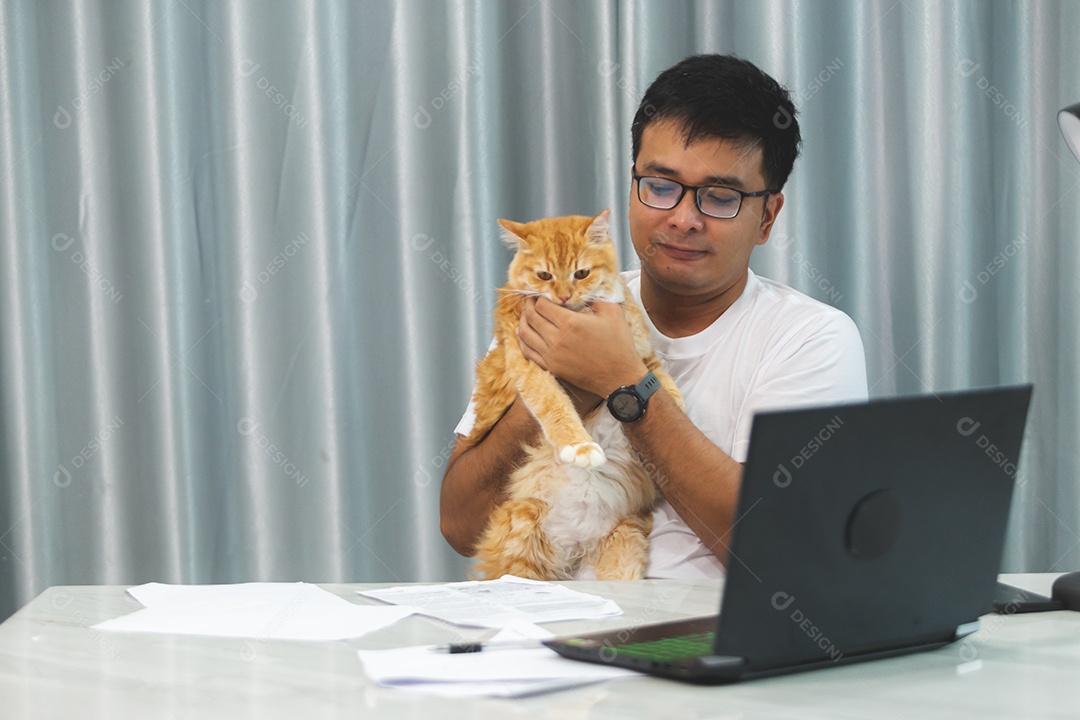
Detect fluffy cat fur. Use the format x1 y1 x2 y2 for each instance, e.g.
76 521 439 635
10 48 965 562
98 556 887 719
463 210 682 580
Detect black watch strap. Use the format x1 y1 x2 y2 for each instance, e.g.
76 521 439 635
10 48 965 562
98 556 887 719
634 371 660 402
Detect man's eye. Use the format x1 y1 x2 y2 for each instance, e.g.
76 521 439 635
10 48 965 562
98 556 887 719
702 192 739 208
537 271 553 281
574 269 590 280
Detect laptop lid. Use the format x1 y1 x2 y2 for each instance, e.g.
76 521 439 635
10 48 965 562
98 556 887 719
545 385 1033 681
715 384 1032 672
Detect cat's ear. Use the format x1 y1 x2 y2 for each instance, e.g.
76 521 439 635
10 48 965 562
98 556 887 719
497 218 530 248
586 209 611 245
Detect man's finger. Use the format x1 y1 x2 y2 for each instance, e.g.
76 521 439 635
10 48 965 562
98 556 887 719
520 298 542 331
516 328 548 369
519 304 548 345
517 314 540 348
533 295 573 324
591 300 625 319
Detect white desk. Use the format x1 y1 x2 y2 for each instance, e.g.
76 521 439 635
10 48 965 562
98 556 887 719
0 575 1077 719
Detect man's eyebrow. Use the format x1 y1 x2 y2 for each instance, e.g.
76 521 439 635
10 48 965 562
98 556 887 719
640 161 747 189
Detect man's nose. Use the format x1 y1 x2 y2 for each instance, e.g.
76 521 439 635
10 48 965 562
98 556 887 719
667 190 706 232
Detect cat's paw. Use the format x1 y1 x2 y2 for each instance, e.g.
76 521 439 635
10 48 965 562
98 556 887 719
559 442 606 468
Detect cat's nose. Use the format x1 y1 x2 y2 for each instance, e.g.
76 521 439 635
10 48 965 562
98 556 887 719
558 295 570 304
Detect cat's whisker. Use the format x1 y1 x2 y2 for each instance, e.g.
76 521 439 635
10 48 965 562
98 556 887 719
497 288 544 298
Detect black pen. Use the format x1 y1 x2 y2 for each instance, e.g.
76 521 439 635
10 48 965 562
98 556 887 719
432 640 544 653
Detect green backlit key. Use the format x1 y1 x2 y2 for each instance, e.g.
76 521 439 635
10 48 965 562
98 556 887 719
611 632 715 660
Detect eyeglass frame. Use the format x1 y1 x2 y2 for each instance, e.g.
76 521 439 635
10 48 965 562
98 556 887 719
631 167 776 219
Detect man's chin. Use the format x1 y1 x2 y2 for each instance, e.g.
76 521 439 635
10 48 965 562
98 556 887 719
643 263 711 293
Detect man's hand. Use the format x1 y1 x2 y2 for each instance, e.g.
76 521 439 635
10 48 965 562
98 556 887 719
517 296 649 398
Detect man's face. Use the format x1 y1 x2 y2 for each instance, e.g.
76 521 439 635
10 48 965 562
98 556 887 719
629 120 783 300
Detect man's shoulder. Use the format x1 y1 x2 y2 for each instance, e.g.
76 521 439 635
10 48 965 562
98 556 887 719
746 271 855 330
618 267 856 341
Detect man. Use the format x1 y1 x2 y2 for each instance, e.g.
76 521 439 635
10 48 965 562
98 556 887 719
440 54 867 578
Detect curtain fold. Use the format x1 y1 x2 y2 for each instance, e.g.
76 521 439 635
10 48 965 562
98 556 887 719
1 0 1079 620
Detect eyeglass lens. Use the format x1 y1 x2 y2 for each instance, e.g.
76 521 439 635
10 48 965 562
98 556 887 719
637 177 742 219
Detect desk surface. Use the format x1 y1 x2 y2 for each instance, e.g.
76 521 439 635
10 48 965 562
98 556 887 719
1 575 1077 719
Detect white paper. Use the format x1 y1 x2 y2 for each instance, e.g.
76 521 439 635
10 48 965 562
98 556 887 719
93 582 415 641
358 575 622 627
357 644 638 698
127 581 350 609
488 621 555 642
379 678 593 699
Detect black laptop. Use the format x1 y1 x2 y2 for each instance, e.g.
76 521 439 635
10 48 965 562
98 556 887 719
545 385 1033 683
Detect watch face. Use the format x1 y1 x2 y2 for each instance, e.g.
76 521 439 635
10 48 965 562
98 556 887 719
610 391 641 421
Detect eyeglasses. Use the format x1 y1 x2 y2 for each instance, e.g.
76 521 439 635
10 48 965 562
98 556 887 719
632 169 773 219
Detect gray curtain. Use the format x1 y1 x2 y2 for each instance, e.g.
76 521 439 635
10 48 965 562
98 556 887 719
1 0 1078 620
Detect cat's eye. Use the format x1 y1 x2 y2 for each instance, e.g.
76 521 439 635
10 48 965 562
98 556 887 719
574 269 590 280
537 271 553 281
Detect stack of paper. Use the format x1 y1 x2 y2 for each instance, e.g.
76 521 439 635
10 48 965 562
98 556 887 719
357 625 639 697
358 575 623 626
91 577 640 697
92 582 415 641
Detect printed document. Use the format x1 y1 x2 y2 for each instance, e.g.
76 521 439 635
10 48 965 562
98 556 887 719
358 575 622 627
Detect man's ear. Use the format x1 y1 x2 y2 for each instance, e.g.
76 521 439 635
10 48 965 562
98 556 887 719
757 192 785 246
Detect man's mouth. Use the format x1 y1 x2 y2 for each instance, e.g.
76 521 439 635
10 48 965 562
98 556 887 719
656 242 707 260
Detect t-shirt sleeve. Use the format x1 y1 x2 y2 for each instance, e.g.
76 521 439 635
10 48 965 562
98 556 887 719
454 399 477 437
453 338 498 437
729 311 868 462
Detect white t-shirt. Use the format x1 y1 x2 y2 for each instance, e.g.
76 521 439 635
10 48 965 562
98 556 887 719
454 268 868 579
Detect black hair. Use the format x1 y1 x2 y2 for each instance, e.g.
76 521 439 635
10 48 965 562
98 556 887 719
631 54 801 192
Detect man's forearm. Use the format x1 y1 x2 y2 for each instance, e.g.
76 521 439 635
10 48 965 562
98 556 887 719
621 389 743 566
439 399 542 556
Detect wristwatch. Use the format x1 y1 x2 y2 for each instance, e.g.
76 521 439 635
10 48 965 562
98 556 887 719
606 371 661 423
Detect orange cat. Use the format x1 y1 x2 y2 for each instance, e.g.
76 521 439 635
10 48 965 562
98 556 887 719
464 210 682 580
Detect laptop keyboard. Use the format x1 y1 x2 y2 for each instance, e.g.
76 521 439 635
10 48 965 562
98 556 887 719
611 631 716 661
